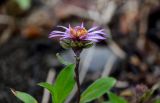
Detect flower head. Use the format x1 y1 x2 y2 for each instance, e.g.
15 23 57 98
49 23 109 48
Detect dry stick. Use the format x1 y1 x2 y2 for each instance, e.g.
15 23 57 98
101 55 116 77
41 69 56 103
108 41 126 59
108 41 129 88
42 0 59 6
65 46 95 103
97 54 116 102
98 55 116 103
98 41 126 101
0 15 14 45
137 2 151 51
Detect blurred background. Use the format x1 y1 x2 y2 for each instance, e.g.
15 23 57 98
0 0 160 103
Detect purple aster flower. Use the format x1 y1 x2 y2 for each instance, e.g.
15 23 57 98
49 23 109 48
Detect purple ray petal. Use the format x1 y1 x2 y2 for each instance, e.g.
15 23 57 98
51 31 66 34
95 32 109 36
81 22 84 28
49 34 65 38
89 29 104 33
88 26 99 32
87 35 106 39
60 36 70 40
88 31 106 35
84 38 99 42
57 25 69 30
69 24 71 29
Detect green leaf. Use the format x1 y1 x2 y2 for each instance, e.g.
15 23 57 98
83 42 93 48
38 64 75 103
54 64 75 103
60 40 71 49
154 98 160 103
11 89 38 103
38 83 55 103
103 101 112 103
16 0 31 10
80 77 116 103
108 92 128 103
38 82 54 95
141 82 160 103
56 53 71 65
140 90 153 102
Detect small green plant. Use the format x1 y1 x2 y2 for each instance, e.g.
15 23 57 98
12 23 129 103
134 84 160 103
12 62 118 103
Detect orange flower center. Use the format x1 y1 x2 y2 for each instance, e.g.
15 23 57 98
70 27 88 38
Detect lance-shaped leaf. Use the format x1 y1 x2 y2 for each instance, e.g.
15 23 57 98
107 92 128 103
54 64 75 103
11 89 38 103
39 64 75 103
38 83 56 103
56 53 71 65
103 102 112 103
16 0 31 10
80 77 116 103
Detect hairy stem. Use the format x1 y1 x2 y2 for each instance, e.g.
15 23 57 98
75 56 80 103
73 48 82 103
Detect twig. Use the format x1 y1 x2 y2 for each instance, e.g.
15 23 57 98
108 41 126 59
101 55 116 77
41 69 56 103
0 15 14 45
